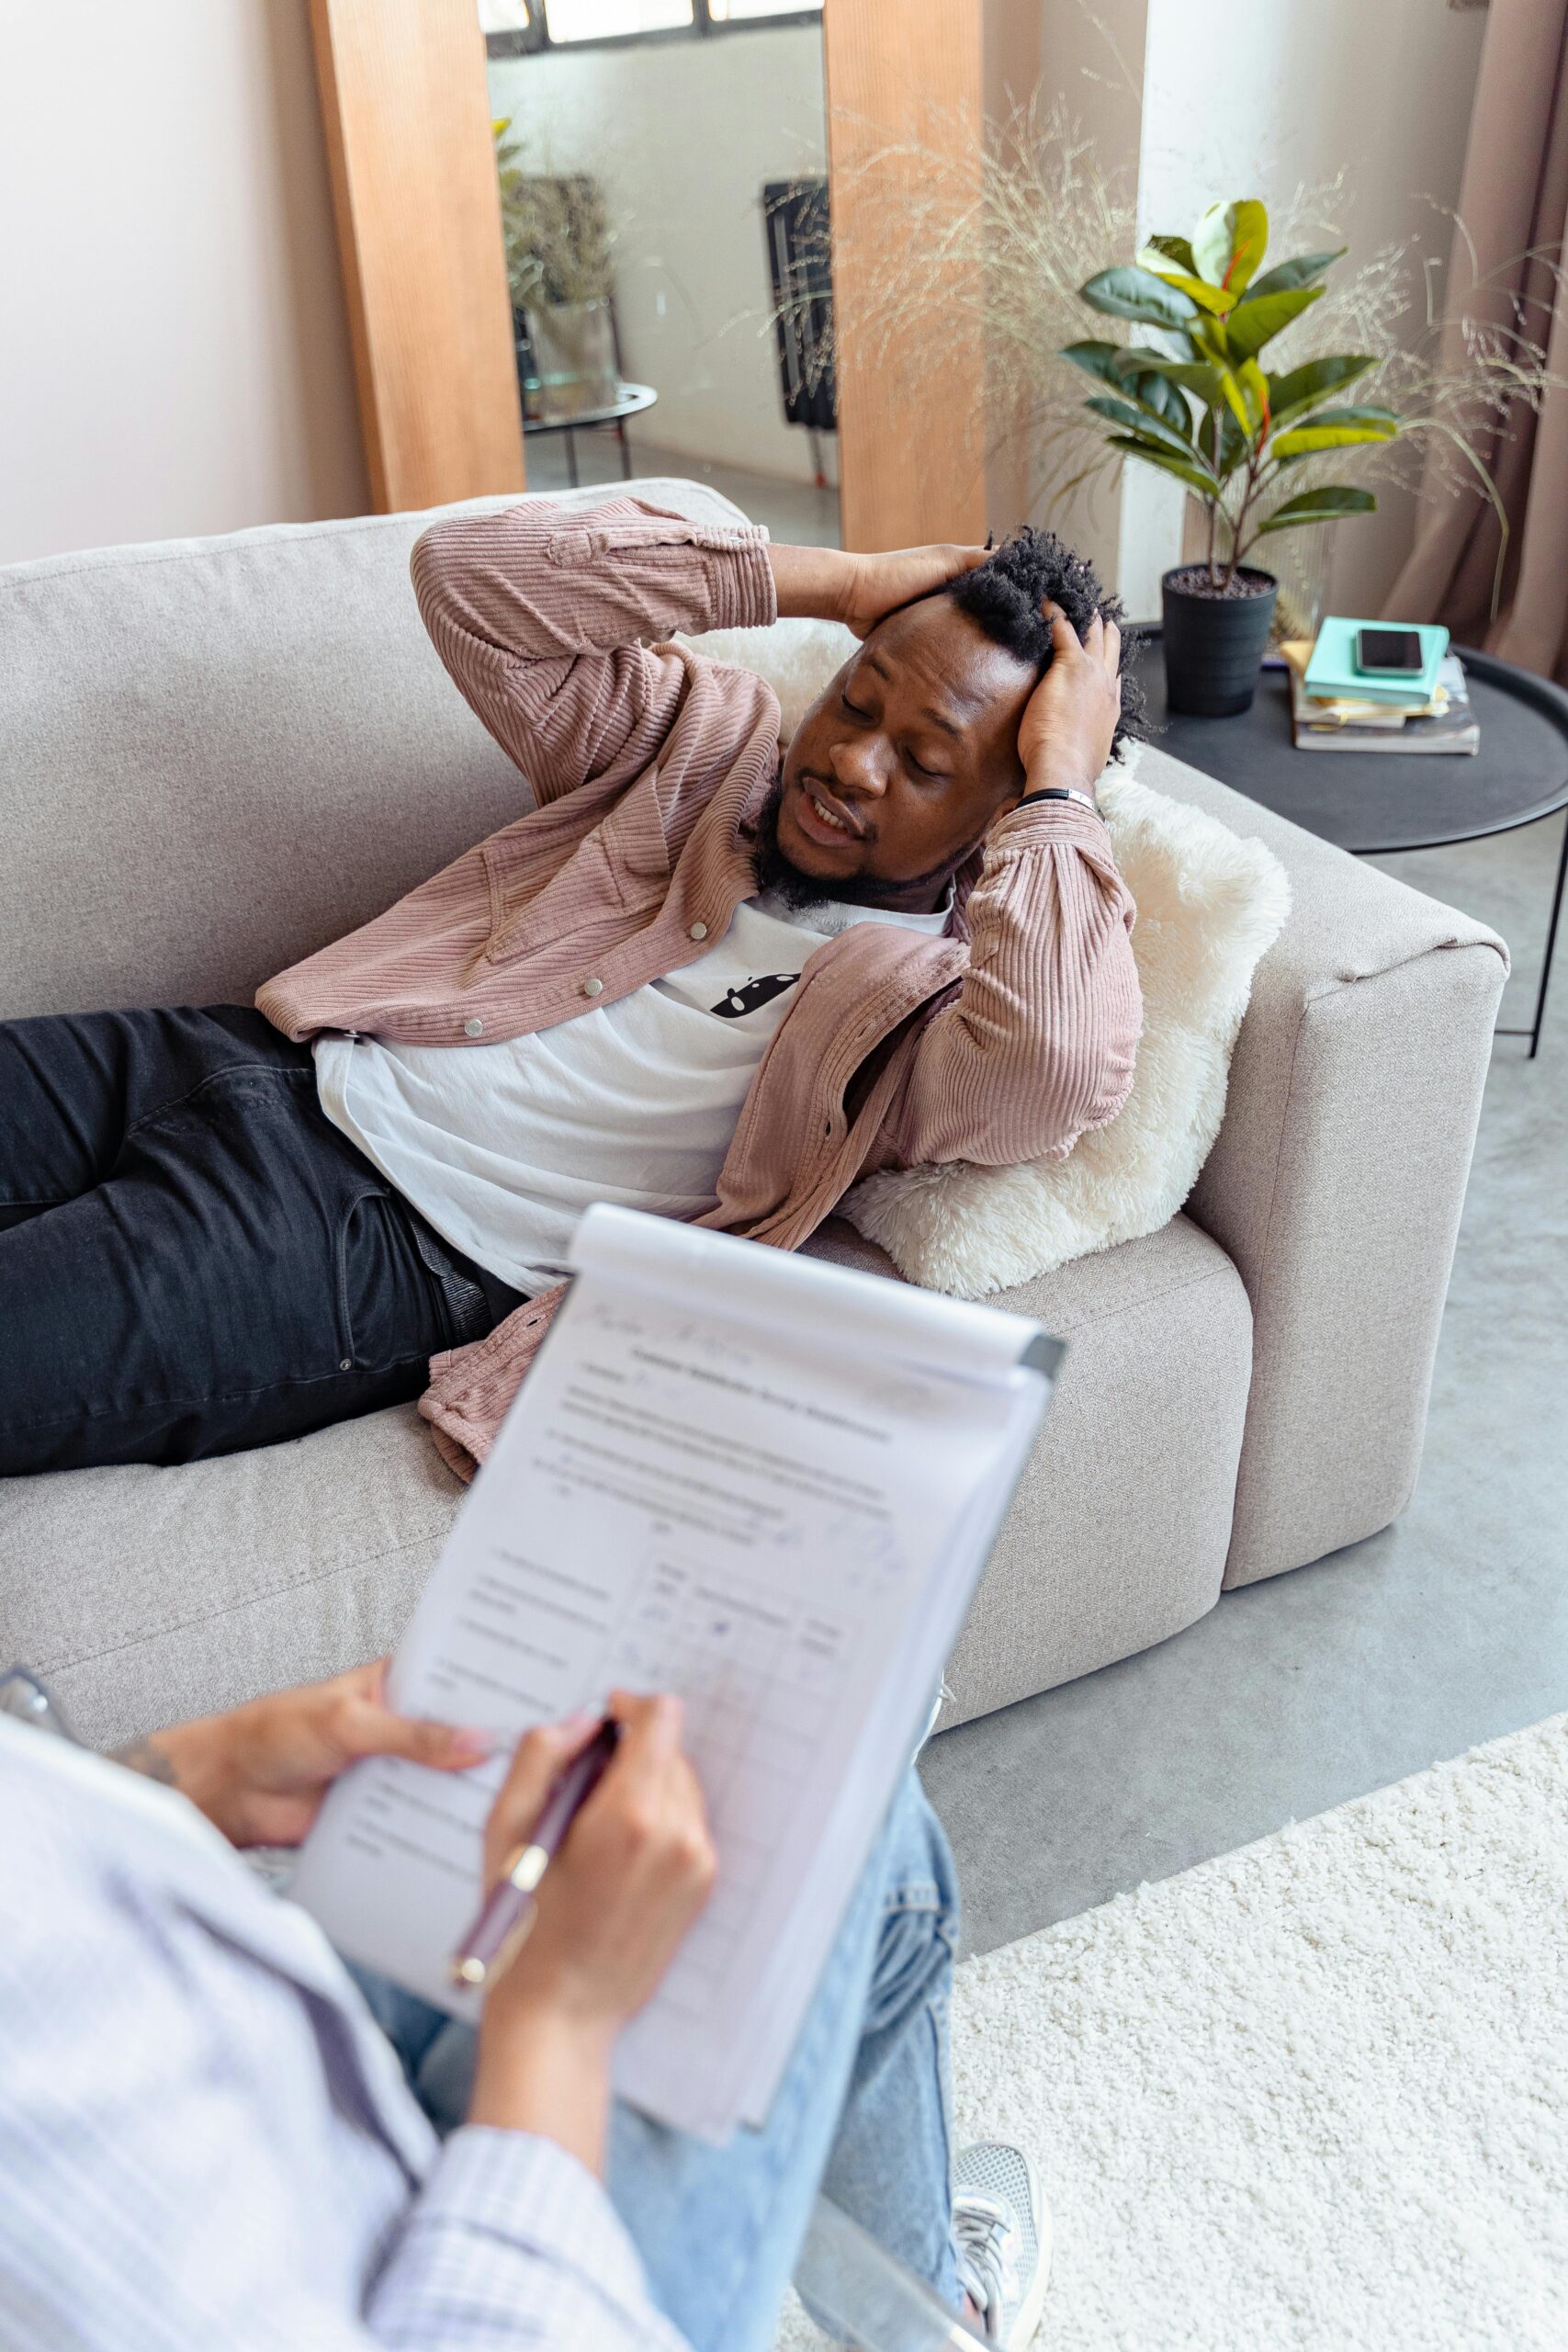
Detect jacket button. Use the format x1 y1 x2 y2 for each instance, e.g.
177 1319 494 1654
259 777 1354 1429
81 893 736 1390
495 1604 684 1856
464 1016 484 1036
582 977 604 998
689 922 708 941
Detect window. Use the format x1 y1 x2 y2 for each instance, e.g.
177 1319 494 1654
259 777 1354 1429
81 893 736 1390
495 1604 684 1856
544 0 693 36
708 0 821 17
484 0 821 47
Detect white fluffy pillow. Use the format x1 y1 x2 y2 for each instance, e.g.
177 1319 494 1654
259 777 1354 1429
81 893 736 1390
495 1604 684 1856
847 752 1292 1296
687 621 1292 1303
686 616 861 735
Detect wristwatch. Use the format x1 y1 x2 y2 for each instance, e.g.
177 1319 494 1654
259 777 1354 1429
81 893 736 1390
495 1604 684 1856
1017 785 1101 817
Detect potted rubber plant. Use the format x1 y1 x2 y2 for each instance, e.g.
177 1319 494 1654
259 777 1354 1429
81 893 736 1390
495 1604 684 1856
1063 200 1398 714
494 119 618 423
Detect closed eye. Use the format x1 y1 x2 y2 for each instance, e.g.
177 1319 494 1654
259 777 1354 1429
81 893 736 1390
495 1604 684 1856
841 685 948 778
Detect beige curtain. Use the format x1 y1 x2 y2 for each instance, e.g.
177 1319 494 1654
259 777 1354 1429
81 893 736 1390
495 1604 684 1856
1386 0 1568 679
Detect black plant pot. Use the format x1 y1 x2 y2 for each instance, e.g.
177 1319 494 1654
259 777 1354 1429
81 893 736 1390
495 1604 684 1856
1160 565 1278 718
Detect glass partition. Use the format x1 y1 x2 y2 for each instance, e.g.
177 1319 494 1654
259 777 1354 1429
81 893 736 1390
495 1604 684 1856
486 0 840 546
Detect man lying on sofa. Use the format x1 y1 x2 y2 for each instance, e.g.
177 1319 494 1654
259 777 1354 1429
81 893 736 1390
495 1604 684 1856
0 503 1138 1476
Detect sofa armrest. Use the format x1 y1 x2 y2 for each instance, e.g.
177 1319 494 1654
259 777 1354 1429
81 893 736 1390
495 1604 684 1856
1135 745 1509 1589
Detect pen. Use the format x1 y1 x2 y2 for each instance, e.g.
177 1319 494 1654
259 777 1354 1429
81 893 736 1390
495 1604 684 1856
449 1716 621 1991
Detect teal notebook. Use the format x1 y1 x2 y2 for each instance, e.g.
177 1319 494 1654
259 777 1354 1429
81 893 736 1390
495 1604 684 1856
1303 618 1450 707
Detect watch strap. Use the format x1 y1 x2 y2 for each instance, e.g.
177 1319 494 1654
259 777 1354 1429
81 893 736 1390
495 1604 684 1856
1017 785 1101 817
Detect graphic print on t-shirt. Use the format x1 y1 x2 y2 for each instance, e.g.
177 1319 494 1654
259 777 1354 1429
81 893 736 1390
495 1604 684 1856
710 971 801 1020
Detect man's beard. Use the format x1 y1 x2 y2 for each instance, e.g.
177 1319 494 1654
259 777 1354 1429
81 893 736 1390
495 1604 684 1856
752 777 945 912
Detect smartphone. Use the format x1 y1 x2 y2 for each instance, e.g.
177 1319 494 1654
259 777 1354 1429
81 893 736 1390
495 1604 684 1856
1355 627 1425 676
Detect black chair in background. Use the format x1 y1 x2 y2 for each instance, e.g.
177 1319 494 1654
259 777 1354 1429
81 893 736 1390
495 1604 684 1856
762 176 836 492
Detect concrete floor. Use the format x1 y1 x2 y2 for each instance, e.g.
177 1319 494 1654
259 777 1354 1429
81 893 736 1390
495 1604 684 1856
922 807 1568 1959
523 430 842 547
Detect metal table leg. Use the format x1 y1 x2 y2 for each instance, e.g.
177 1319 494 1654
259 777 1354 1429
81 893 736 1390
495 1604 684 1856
565 426 580 490
1495 807 1567 1057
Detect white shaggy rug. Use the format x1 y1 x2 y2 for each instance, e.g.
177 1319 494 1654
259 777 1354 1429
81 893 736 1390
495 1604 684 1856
779 1714 1568 2350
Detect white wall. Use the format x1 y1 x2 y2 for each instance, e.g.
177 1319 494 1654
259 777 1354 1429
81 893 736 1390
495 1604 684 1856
0 0 366 568
1138 0 1487 618
488 25 833 485
985 0 1058 536
1032 0 1151 594
1030 0 1485 617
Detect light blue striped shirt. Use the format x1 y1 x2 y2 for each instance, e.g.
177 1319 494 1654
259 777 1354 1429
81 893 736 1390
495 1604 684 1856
0 1718 691 2350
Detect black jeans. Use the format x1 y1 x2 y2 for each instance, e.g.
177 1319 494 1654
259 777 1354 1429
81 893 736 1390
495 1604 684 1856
0 1006 522 1474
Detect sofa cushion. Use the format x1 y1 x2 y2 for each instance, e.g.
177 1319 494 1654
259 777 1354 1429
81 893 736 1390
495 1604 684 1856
1134 748 1506 1585
0 479 749 1021
1 1406 463 1753
810 1214 1255 1727
1 1213 1249 1750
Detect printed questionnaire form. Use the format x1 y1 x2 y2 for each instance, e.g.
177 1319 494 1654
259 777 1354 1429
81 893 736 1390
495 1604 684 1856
291 1214 1051 2139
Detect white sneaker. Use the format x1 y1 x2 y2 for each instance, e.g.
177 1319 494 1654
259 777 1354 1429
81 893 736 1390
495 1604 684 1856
953 2142 1051 2348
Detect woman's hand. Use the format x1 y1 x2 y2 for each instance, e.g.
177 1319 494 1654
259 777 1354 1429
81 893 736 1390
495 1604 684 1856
1015 602 1123 798
468 1690 716 2174
117 1659 493 1848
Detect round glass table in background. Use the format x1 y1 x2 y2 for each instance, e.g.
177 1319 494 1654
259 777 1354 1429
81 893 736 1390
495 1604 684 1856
1127 632 1568 1057
522 382 658 489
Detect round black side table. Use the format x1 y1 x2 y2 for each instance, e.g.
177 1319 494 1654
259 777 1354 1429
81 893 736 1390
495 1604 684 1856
522 382 658 490
1128 633 1568 1057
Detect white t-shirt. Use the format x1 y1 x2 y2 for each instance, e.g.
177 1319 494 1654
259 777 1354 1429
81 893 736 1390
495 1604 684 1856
314 888 950 1296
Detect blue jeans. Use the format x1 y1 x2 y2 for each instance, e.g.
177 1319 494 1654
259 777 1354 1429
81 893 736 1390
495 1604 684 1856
355 1770 963 2352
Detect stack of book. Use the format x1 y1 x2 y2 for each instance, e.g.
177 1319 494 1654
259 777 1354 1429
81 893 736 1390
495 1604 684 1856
1282 618 1479 755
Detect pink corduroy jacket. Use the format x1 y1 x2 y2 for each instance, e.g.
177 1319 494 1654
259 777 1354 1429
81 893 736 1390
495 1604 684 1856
257 499 1141 1476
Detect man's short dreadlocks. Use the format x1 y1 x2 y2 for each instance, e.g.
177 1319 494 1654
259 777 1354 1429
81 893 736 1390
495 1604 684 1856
945 526 1141 762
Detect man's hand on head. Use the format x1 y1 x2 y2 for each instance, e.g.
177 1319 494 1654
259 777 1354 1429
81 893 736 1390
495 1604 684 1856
1016 601 1123 803
840 544 993 640
767 541 990 636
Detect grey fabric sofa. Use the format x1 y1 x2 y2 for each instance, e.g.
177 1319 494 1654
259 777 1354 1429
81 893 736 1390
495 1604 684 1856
0 480 1507 1752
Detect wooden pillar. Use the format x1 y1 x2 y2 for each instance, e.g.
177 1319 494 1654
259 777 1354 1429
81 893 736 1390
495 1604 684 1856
309 0 525 513
823 0 987 551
